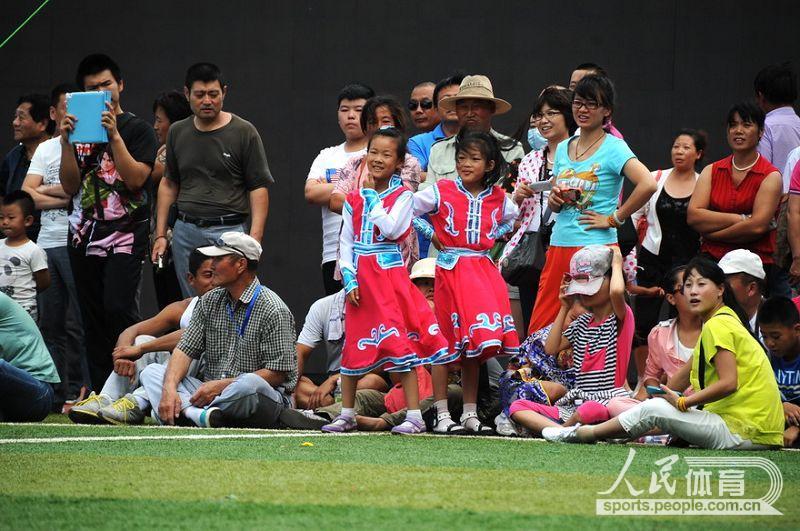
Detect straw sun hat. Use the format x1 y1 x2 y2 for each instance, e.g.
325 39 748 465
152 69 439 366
437 74 512 115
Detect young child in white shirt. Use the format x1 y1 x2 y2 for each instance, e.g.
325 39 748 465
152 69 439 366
0 190 49 320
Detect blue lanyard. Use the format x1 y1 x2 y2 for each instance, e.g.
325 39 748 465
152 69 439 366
226 285 261 338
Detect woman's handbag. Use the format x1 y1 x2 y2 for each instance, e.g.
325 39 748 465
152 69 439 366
500 210 548 285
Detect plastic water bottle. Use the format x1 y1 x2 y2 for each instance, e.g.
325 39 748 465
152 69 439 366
333 377 342 403
639 434 670 445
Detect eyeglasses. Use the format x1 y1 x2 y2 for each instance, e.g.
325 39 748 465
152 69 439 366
532 110 563 122
572 99 601 111
408 99 433 111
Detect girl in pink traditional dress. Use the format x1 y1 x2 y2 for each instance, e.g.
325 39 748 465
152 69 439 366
413 131 520 434
321 128 448 435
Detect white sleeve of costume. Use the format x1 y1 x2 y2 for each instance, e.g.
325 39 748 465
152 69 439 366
412 185 439 216
366 190 413 241
338 200 357 294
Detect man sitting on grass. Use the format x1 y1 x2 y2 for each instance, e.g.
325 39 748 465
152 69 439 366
757 297 800 447
68 249 215 425
140 232 297 428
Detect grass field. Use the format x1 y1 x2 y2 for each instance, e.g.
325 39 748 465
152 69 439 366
1 415 798 530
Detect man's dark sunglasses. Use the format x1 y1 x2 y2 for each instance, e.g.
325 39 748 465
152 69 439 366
408 99 433 111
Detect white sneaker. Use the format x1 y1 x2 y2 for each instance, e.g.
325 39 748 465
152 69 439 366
494 413 517 437
542 425 581 443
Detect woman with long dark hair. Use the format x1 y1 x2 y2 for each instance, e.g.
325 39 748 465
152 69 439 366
542 256 784 449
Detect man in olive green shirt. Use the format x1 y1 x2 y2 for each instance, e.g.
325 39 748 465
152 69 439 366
0 292 60 421
424 74 524 188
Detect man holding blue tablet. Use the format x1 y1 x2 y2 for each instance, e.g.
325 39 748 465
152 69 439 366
58 53 159 392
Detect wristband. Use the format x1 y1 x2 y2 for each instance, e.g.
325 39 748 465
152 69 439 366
607 215 619 228
154 235 169 244
612 211 625 226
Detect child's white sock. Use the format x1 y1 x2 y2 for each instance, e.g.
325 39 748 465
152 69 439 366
460 402 482 431
434 399 449 418
434 400 458 432
341 407 356 419
406 409 422 423
183 405 202 426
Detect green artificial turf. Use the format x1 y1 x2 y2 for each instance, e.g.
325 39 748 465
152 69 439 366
0 417 798 530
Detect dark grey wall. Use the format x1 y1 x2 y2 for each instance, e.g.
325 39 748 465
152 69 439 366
2 0 799 323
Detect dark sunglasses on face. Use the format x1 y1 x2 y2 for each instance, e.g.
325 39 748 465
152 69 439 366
408 99 433 111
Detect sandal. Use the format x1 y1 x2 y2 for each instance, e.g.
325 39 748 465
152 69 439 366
461 412 495 435
432 418 467 435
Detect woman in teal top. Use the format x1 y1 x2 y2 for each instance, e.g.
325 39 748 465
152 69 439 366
528 75 656 333
541 257 784 449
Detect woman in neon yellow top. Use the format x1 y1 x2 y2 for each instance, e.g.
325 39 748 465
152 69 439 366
540 256 783 449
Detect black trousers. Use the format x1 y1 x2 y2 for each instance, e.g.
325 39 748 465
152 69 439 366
321 260 342 296
516 267 541 336
68 247 143 391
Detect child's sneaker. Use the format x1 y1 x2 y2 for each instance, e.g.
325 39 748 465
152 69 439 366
494 413 517 437
542 425 581 443
97 394 145 425
390 417 426 435
321 415 357 433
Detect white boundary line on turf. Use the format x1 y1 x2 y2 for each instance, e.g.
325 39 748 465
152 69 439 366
0 432 370 444
0 425 547 444
2 424 796 449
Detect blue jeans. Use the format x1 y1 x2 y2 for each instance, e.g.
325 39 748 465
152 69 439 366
0 359 54 422
171 219 245 297
39 246 89 402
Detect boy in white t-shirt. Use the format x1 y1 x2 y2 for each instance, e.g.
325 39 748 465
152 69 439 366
303 83 373 294
0 191 50 320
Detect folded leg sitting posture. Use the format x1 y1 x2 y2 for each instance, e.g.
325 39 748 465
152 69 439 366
140 233 298 428
542 257 784 449
512 246 636 437
69 251 214 424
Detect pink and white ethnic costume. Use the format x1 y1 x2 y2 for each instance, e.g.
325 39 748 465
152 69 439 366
413 178 520 365
339 175 448 376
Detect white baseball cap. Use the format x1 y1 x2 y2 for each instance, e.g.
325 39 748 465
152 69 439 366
718 249 765 279
410 257 436 280
198 232 262 261
565 245 613 296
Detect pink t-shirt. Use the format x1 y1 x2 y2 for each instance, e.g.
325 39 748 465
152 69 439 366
383 366 433 413
643 318 694 394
